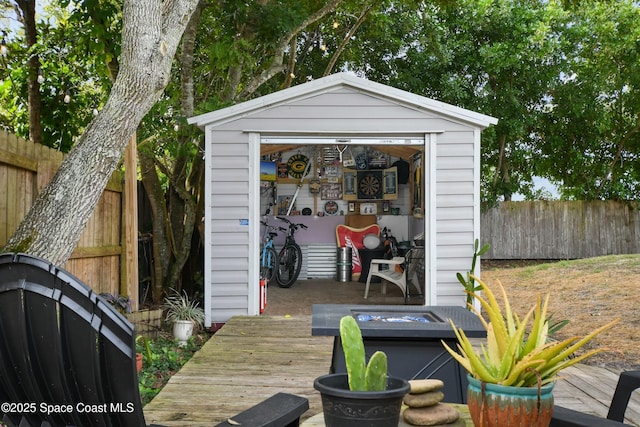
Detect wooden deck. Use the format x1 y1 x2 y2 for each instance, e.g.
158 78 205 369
142 316 640 427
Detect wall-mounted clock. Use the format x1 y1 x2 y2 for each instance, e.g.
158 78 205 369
357 171 383 199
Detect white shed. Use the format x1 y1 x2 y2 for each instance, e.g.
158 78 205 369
188 72 497 327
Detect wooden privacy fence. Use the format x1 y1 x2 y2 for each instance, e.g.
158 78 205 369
481 200 640 259
0 130 123 296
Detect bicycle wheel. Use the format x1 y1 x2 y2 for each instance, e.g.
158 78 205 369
276 243 302 288
260 246 279 284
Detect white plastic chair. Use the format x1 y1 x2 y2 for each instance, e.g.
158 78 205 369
364 247 424 303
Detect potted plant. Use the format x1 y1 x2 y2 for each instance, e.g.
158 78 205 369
313 315 410 427
163 289 205 347
442 277 620 427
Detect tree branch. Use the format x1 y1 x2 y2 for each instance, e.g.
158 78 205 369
238 0 344 99
323 1 376 76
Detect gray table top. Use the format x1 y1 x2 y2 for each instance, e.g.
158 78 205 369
311 304 486 339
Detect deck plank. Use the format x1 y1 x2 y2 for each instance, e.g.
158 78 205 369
142 315 640 427
143 316 333 426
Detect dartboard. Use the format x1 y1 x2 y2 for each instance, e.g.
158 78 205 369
358 173 382 199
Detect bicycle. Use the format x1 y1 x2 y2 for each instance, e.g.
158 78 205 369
259 220 280 284
275 216 307 288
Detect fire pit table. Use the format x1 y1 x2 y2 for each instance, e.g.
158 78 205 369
311 304 486 403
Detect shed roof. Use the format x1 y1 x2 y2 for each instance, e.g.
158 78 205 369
188 72 498 129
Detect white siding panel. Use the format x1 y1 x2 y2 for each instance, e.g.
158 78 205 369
212 169 249 181
436 156 474 169
209 290 248 301
438 245 473 259
212 141 252 155
437 142 475 157
211 244 249 259
438 169 474 182
289 91 395 107
255 105 431 120
213 270 249 284
437 181 474 196
438 219 474 233
209 194 249 206
212 182 249 195
209 207 250 220
437 231 475 246
436 194 474 207
211 257 248 271
228 117 466 133
210 157 249 169
436 207 474 220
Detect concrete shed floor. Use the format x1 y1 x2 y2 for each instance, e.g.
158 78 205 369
262 277 425 316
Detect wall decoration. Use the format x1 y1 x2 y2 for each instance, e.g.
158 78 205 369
324 200 339 216
277 195 293 215
357 170 383 199
277 162 288 178
382 201 390 212
287 153 309 178
360 202 377 215
260 161 276 181
321 182 342 200
342 167 397 201
384 168 397 195
309 179 321 194
412 152 424 217
348 202 355 212
325 165 339 177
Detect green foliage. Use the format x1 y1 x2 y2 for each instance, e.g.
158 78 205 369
163 289 205 328
0 3 112 151
456 239 491 309
136 333 208 405
339 315 387 392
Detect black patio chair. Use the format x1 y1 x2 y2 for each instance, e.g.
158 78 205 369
0 252 308 427
551 370 640 426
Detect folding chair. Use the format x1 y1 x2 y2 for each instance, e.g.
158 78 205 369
0 253 308 427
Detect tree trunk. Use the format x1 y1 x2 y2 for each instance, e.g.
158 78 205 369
139 144 171 302
139 2 203 300
3 0 200 265
15 0 43 145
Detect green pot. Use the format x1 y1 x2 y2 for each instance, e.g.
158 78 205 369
467 375 554 427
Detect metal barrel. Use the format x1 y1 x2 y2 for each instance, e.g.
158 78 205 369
336 246 352 282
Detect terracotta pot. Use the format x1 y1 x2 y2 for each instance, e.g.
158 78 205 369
136 353 143 373
313 373 409 427
467 375 554 427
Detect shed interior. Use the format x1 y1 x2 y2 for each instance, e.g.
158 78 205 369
259 139 426 282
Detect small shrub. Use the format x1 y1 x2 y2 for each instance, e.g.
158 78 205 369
137 332 210 405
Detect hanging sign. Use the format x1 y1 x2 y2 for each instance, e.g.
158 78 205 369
287 154 309 179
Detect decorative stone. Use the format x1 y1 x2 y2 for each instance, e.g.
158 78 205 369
408 379 444 394
404 390 445 407
402 403 460 426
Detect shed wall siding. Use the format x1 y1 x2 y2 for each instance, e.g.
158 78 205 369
435 131 476 305
214 88 468 133
207 130 252 322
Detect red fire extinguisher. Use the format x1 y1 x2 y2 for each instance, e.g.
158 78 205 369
260 278 267 313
